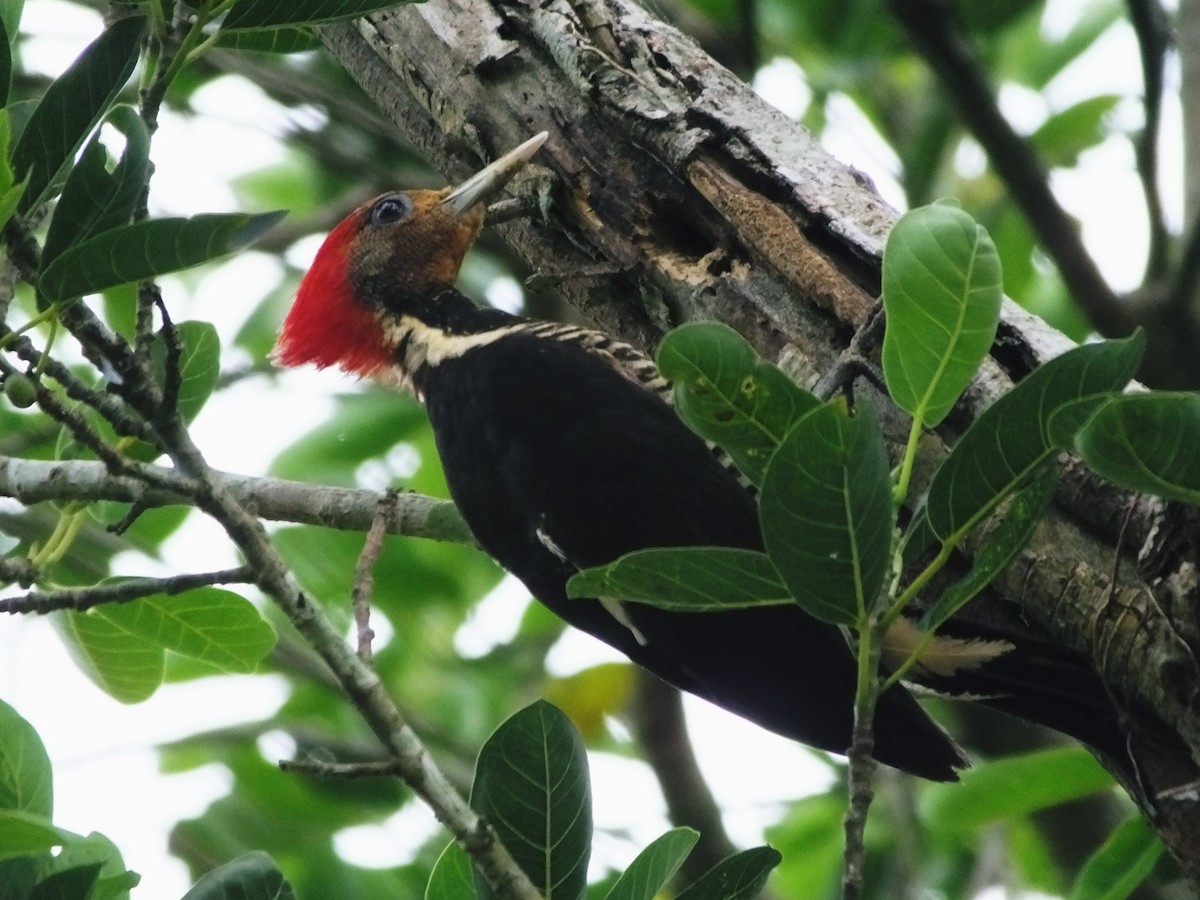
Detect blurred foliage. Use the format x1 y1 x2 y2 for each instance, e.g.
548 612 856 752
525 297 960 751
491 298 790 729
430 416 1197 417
0 0 1189 898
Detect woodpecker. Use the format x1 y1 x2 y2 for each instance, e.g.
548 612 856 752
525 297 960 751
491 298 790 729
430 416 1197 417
276 133 1130 782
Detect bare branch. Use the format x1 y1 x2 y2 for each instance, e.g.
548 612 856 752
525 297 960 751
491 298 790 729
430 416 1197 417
1167 204 1200 321
352 489 400 661
0 456 473 544
1181 0 1200 224
0 556 37 588
0 566 254 614
631 674 737 886
1127 0 1173 282
279 757 409 779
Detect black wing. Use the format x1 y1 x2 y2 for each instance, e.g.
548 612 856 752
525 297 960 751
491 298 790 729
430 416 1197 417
422 330 965 780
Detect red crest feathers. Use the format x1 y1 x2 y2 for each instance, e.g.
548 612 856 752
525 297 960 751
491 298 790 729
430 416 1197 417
274 209 393 379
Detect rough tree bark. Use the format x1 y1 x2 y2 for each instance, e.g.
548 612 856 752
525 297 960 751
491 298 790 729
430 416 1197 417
311 0 1200 881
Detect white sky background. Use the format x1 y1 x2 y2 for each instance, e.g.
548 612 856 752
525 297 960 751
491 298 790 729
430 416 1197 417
1 0 1175 896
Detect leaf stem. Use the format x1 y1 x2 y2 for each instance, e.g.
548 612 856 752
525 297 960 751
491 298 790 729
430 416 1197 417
892 413 924 506
842 613 882 900
881 541 953 629
28 503 88 569
0 300 64 353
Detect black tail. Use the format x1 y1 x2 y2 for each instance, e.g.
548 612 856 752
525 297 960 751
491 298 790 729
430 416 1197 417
913 616 1137 782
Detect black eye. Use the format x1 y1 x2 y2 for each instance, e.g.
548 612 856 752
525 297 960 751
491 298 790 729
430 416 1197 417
369 194 412 226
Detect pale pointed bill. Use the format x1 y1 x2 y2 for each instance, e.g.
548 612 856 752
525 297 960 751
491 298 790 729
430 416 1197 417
440 132 550 219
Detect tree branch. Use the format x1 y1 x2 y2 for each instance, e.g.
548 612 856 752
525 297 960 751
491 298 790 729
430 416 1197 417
0 566 253 614
1180 0 1200 225
630 674 737 886
352 489 399 661
0 456 473 545
1126 0 1172 283
885 0 1134 339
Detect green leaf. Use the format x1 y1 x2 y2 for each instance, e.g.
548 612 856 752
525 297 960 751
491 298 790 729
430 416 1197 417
763 794 843 899
42 105 151 266
0 107 26 227
603 828 698 900
471 701 591 900
0 93 13 178
180 851 295 900
921 746 1113 831
425 841 474 900
882 202 1002 428
919 461 1057 631
0 699 53 818
957 0 1040 34
4 99 36 150
0 181 25 232
923 332 1144 543
0 810 66 858
1032 95 1120 168
270 390 433 486
54 609 164 704
0 13 10 105
37 211 286 303
215 26 322 54
149 321 221 424
1069 815 1163 900
656 322 819 485
99 589 275 672
221 0 417 30
759 399 893 625
0 3 20 56
674 846 782 900
30 863 101 900
1076 393 1200 505
47 832 136 900
12 16 145 213
567 547 788 611
1019 1 1123 90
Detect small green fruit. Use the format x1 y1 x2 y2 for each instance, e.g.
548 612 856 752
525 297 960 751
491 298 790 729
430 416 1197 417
4 373 38 408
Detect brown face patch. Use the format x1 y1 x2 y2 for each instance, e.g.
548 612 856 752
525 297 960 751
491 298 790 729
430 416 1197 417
348 189 486 310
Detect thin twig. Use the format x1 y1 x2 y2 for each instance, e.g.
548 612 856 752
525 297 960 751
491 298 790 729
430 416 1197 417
1127 0 1172 283
0 556 37 588
1166 205 1200 316
887 0 1134 338
152 296 183 423
279 757 408 779
0 566 254 614
842 625 883 900
351 489 399 662
2 328 160 445
0 359 131 474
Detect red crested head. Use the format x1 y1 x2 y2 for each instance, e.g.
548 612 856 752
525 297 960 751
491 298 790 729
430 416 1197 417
274 132 548 380
274 205 393 379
